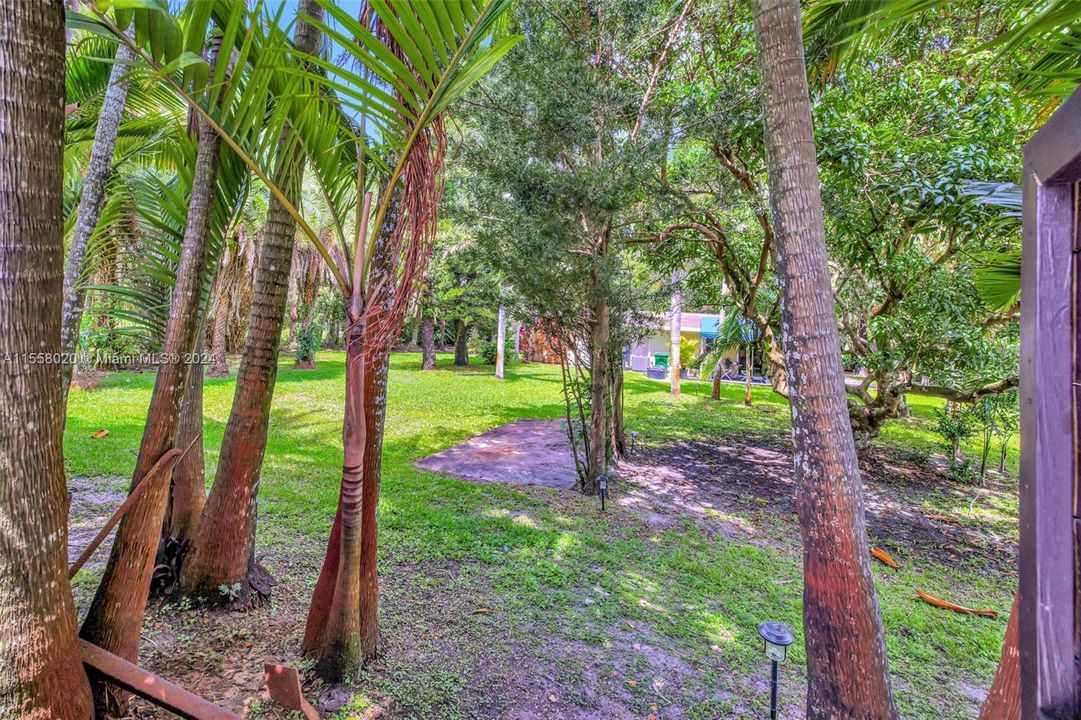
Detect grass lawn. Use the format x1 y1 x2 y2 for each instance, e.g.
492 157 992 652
65 351 1017 719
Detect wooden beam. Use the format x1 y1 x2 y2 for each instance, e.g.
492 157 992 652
1019 166 1077 718
79 640 240 720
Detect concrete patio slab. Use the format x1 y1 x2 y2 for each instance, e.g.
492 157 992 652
415 419 578 489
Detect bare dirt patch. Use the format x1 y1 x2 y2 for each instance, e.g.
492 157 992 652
615 437 1017 572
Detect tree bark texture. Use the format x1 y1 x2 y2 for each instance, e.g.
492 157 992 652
454 319 468 366
168 331 205 544
669 269 681 395
495 303 506 379
207 273 231 377
304 194 401 680
0 3 94 717
180 0 324 600
60 43 136 403
421 313 436 370
977 592 1020 720
751 0 898 717
584 263 609 495
80 99 223 715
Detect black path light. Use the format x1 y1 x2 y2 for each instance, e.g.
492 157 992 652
757 621 794 719
629 431 639 454
598 475 608 511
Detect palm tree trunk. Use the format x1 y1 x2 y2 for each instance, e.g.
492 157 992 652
0 4 94 716
495 303 507 379
207 278 231 377
669 269 681 395
60 43 135 403
751 1 898 717
304 194 402 679
711 358 722 400
80 88 223 716
181 0 324 601
421 313 437 369
168 331 205 544
978 593 1020 719
454 319 469 366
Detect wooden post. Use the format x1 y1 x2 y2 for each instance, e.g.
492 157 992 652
1019 87 1081 719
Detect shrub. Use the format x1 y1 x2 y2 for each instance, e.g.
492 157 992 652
296 324 321 364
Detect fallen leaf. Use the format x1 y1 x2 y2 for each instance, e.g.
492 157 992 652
915 589 998 618
471 608 496 615
871 547 899 569
627 679 637 687
548 694 558 703
90 429 110 439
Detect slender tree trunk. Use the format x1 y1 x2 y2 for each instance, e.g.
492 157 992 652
978 592 1020 720
0 4 94 716
60 43 135 403
304 194 402 680
80 85 223 716
611 361 625 457
167 331 205 544
207 280 231 377
454 319 469 366
181 1 324 601
669 269 681 395
585 264 609 495
711 358 722 400
751 1 898 717
744 343 754 406
998 439 1009 473
421 314 437 370
410 300 422 345
495 303 506 379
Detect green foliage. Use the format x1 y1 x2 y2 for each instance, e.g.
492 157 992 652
477 337 512 365
295 323 321 364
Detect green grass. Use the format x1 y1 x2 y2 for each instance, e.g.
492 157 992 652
65 352 1017 719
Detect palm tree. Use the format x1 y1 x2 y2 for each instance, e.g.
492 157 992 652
751 0 898 716
180 0 327 605
0 3 94 717
59 42 135 402
79 33 230 712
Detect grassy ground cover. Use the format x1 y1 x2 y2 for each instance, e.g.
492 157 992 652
65 352 1017 719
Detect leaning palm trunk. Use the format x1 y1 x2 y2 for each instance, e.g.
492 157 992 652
80 106 223 714
750 0 898 717
181 0 324 603
60 43 136 402
0 4 95 717
977 592 1020 719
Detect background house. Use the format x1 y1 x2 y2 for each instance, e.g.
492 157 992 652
624 311 735 374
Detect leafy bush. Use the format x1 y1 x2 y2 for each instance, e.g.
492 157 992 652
478 338 513 365
296 324 321 364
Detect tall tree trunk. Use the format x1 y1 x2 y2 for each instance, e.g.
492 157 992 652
495 303 506 379
181 1 324 601
610 361 625 457
207 278 231 377
669 269 681 395
585 263 609 495
167 332 205 544
0 4 94 716
421 313 437 370
454 319 469 366
80 86 223 716
711 358 722 400
751 1 898 717
304 195 402 680
744 343 754 406
977 592 1020 720
60 43 135 403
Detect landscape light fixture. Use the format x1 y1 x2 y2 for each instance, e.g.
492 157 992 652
757 620 794 720
629 431 639 454
598 475 608 511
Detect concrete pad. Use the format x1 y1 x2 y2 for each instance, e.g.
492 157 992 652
416 419 578 489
